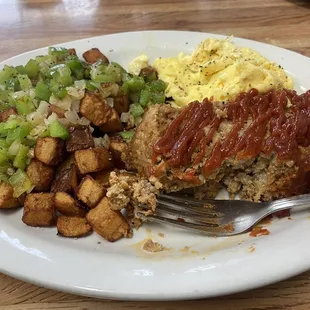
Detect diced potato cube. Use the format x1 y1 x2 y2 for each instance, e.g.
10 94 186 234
0 182 21 209
77 175 106 208
82 48 109 64
86 197 131 242
80 92 122 132
74 147 113 174
66 126 94 153
92 169 113 188
113 95 129 114
51 164 79 193
55 192 87 216
57 215 92 238
99 108 123 133
68 48 77 56
34 137 64 166
0 108 17 122
48 104 65 118
109 135 128 169
22 193 56 227
26 159 55 192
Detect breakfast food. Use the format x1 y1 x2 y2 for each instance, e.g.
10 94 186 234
130 89 310 201
152 38 293 106
0 38 304 243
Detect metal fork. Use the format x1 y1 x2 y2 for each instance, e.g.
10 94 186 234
136 193 310 236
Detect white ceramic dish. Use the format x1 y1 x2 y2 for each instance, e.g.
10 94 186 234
1 31 310 301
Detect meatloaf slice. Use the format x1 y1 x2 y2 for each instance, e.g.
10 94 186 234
129 89 310 201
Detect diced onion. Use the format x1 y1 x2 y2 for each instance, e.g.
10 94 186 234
50 94 72 111
107 97 114 108
94 135 110 149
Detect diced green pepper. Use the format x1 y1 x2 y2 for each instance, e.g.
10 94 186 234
17 74 32 90
0 162 11 173
13 144 29 170
149 80 167 92
0 90 10 102
50 64 73 87
0 173 9 183
6 77 20 92
129 104 144 118
6 123 31 145
0 66 16 85
129 91 140 103
8 140 21 157
24 59 40 78
0 148 9 165
15 96 35 115
39 127 50 137
49 120 69 140
50 80 68 99
92 74 115 83
0 123 8 137
119 130 134 142
3 118 19 130
151 92 166 104
15 65 27 74
48 47 69 61
0 138 8 148
127 76 145 92
9 169 32 197
35 81 51 101
139 89 152 107
85 80 99 91
66 57 85 79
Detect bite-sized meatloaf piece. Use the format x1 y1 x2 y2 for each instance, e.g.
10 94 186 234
129 89 310 201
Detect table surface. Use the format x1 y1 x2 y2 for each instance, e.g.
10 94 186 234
1 0 310 309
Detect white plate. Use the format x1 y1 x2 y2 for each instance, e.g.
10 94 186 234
1 31 310 301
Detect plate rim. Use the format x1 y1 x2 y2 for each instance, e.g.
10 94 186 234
1 30 310 301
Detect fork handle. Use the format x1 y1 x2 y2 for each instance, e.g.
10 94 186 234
269 193 310 212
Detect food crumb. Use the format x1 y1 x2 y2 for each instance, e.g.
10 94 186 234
158 233 165 238
97 241 101 244
179 246 190 252
143 239 163 252
191 250 199 255
250 226 270 237
249 244 255 253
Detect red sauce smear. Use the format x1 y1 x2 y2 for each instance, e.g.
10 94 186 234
153 89 310 179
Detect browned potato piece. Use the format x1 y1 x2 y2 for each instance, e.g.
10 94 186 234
66 126 94 153
26 159 55 192
74 147 113 174
35 137 64 166
82 48 109 65
57 216 92 238
109 135 128 169
113 95 129 114
0 107 17 122
68 48 77 56
80 92 111 127
92 169 113 188
86 197 131 242
80 92 122 132
139 66 158 80
0 182 21 209
22 193 56 227
48 104 65 118
99 108 123 133
51 164 79 193
55 192 87 216
77 175 106 208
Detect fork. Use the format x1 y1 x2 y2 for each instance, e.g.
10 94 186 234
136 193 310 236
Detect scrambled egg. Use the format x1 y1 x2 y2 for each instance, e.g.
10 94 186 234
128 53 149 75
152 38 294 106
